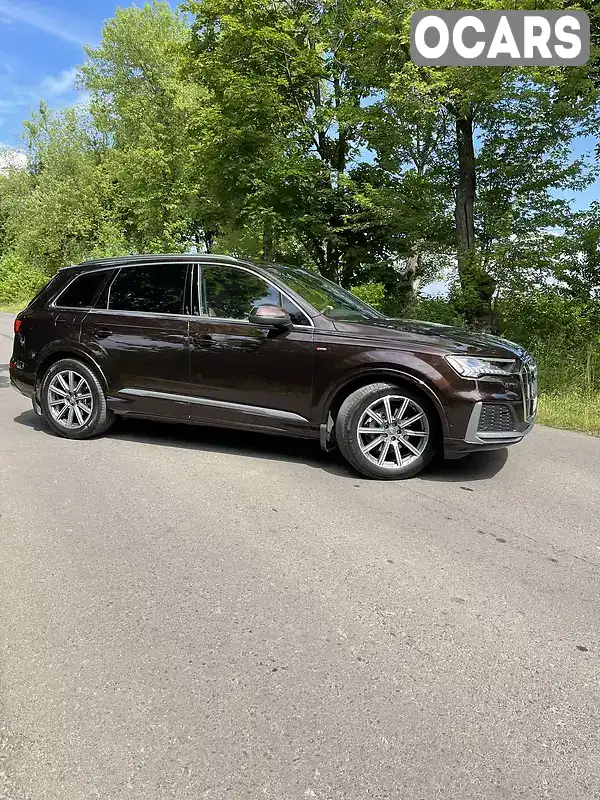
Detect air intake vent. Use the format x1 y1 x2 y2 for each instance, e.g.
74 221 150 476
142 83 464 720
478 404 516 433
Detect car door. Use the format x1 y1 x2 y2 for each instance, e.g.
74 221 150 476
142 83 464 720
79 262 192 422
188 263 314 436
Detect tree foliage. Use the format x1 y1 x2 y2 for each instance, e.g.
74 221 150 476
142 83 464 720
0 0 598 332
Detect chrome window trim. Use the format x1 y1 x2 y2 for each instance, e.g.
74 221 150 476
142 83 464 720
50 266 116 310
107 262 191 316
51 259 314 328
119 388 308 423
197 262 315 329
81 308 195 322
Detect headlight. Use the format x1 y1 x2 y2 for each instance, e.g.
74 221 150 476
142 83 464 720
445 355 517 379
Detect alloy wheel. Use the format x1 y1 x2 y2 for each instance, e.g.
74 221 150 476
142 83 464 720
356 394 430 470
47 370 94 430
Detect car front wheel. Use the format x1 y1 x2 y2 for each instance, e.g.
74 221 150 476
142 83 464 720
40 358 115 440
335 382 436 480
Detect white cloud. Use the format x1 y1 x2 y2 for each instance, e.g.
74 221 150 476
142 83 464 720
41 67 78 97
0 0 92 47
0 146 28 174
0 66 79 113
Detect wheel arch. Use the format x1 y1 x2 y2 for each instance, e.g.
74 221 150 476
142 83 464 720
320 368 449 450
36 346 109 395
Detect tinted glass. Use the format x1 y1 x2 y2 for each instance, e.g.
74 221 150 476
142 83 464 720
109 264 188 315
201 265 311 325
280 294 311 326
202 265 280 320
265 264 383 321
55 271 108 309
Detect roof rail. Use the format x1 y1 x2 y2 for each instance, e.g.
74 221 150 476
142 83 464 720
59 253 240 271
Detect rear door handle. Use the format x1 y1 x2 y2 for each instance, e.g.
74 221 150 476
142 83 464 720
91 328 112 339
192 334 213 348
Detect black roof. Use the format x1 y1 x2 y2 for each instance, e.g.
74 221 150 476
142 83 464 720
60 253 243 272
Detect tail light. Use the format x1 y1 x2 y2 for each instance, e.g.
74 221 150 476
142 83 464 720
14 318 22 334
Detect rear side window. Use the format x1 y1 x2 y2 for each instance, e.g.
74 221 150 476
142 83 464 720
108 264 189 315
55 271 108 309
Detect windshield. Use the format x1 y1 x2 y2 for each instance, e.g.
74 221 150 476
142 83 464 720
265 264 383 321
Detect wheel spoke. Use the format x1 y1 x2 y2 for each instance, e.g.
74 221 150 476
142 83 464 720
365 408 384 426
400 436 421 457
77 393 92 401
74 405 85 426
382 396 393 424
67 407 75 427
363 434 386 453
392 441 403 467
68 371 76 391
74 376 85 393
56 403 70 421
394 397 410 422
377 439 391 465
49 399 67 408
49 386 69 398
401 412 425 429
57 374 70 392
357 394 429 470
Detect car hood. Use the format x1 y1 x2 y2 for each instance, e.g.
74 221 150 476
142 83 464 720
331 317 528 358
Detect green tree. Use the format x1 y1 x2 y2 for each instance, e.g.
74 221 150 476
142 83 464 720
183 0 445 303
81 1 218 253
0 103 126 275
367 0 599 327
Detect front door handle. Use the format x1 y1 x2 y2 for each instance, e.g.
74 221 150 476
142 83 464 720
192 334 213 348
91 328 112 339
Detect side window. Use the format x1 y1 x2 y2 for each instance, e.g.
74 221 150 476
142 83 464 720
108 264 188 315
55 271 109 309
201 265 311 325
202 265 280 320
281 295 311 327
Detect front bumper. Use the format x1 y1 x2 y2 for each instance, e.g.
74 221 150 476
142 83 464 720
442 359 537 457
464 401 535 446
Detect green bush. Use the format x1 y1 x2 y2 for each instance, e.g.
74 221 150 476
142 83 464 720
350 287 600 396
351 283 385 312
496 292 600 394
0 252 48 307
406 296 465 327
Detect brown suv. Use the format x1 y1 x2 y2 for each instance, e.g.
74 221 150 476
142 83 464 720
10 254 537 479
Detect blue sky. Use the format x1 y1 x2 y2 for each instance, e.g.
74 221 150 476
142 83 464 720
0 0 598 210
0 0 118 147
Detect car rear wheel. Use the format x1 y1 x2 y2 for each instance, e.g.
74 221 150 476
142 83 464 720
40 358 115 440
335 382 436 480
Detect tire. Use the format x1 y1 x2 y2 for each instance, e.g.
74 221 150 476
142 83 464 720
40 358 115 440
335 382 437 480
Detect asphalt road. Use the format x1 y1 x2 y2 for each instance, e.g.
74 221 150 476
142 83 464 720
1 311 600 800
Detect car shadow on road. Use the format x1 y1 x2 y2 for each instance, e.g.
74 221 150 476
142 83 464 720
420 448 509 483
13 409 509 483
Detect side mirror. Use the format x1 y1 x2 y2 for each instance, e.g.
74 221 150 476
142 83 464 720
248 304 292 329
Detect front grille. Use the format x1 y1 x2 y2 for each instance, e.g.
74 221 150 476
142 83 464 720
478 404 516 433
520 356 538 422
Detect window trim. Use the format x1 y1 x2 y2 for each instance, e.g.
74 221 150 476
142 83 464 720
51 267 116 311
105 262 192 317
197 262 314 329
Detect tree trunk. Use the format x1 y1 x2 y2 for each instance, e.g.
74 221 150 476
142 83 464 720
453 111 495 330
455 113 476 273
323 238 340 283
261 217 275 261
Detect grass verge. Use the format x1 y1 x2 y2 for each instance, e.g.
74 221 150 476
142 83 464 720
537 392 600 436
0 303 25 313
